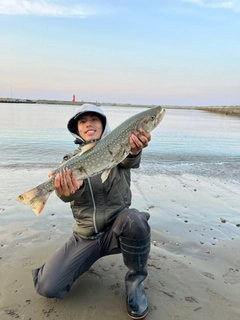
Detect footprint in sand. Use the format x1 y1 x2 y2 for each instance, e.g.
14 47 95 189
223 268 240 284
201 271 215 280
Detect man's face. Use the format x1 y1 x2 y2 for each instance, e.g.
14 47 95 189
77 113 103 142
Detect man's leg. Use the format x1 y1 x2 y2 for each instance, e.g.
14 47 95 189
101 208 151 320
32 233 102 299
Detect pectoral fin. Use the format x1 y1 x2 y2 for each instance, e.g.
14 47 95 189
79 142 98 155
101 169 111 183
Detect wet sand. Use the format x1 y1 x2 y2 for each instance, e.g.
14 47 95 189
0 167 240 320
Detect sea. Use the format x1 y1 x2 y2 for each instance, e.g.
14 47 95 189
1 103 239 180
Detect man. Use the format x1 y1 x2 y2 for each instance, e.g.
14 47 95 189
32 104 151 320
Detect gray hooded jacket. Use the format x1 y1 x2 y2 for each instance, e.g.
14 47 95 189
60 104 142 239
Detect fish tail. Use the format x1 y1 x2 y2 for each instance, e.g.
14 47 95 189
16 183 51 216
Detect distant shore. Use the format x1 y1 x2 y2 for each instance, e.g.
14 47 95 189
1 97 240 115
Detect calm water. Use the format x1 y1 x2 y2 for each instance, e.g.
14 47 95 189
0 103 239 181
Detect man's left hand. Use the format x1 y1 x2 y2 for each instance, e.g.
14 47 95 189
129 128 151 155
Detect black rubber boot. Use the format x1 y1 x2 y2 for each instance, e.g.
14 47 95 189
119 234 151 320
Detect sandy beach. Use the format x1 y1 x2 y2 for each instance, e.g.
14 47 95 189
0 166 240 320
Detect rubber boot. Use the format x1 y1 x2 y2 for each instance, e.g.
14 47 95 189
119 234 151 320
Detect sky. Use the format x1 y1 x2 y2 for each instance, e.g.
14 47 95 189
1 0 240 106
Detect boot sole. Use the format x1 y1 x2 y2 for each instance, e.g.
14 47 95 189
128 309 149 320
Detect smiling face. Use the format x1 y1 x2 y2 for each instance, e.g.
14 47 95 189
76 113 103 142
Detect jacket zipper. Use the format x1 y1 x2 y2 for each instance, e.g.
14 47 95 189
87 178 98 234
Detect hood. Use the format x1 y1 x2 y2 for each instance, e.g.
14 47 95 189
67 104 111 145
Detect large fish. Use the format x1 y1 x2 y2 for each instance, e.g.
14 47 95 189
16 106 166 216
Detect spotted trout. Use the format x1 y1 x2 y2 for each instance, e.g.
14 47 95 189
16 106 166 216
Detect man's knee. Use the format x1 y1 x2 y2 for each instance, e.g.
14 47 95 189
120 208 151 239
122 208 150 224
32 268 66 299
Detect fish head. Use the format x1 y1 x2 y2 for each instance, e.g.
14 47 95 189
139 106 166 133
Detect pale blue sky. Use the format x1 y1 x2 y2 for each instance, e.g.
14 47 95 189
1 0 240 105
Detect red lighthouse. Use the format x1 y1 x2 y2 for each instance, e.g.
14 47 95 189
72 95 75 102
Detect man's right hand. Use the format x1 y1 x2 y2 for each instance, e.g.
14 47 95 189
48 168 83 197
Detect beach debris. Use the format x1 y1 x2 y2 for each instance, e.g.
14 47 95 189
236 224 240 227
220 218 227 223
146 205 155 211
16 106 166 216
194 307 202 312
152 240 160 247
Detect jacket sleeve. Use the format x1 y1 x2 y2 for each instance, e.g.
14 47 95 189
120 151 142 169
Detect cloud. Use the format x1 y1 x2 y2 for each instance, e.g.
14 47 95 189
0 0 96 17
182 0 240 13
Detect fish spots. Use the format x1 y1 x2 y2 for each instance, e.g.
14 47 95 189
107 147 113 155
77 166 87 174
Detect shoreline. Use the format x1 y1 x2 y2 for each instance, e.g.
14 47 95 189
0 97 240 115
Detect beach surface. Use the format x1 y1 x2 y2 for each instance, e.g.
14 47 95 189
0 166 240 320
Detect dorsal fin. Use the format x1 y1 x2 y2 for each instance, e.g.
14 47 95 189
79 141 98 155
